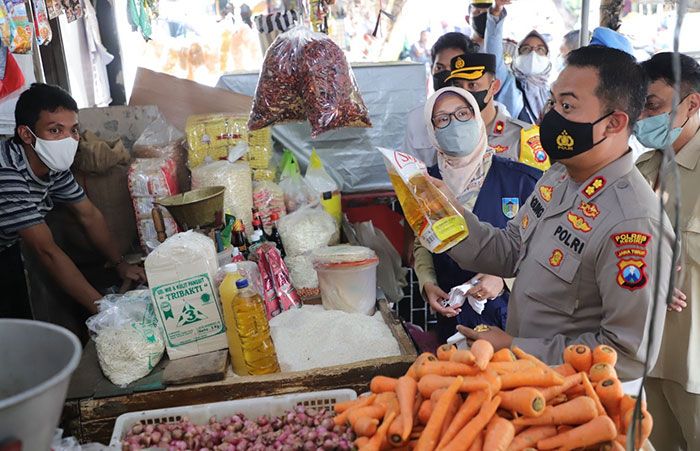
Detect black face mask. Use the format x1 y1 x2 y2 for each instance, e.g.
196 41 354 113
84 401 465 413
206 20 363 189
471 12 487 38
540 109 613 161
432 70 450 91
469 88 491 111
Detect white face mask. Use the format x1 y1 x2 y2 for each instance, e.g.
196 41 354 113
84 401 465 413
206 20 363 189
27 128 79 172
514 52 551 76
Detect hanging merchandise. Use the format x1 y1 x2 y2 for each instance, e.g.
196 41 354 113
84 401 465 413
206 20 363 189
254 9 300 51
45 0 61 19
0 49 25 100
278 150 317 213
82 0 113 106
31 0 51 45
61 0 83 23
4 0 33 53
0 2 11 48
127 0 158 41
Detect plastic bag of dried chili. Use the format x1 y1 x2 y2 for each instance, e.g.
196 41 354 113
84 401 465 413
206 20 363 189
299 32 372 137
247 27 310 131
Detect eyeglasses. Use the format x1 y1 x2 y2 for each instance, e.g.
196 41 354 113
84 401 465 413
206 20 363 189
519 45 548 56
432 107 474 129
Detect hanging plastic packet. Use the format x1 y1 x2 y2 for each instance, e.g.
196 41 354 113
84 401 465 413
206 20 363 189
4 0 33 54
379 147 468 253
304 148 342 225
31 0 51 45
264 244 301 311
254 245 281 319
279 150 317 213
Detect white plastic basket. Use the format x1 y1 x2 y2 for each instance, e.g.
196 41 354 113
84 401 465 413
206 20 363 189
109 388 357 447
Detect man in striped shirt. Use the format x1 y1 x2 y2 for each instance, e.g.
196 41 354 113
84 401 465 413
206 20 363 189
0 83 145 319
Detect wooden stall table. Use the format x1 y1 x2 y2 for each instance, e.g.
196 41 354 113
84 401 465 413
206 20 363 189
61 300 417 444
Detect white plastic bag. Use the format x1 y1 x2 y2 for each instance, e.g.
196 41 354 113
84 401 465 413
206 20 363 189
85 291 165 386
277 205 338 257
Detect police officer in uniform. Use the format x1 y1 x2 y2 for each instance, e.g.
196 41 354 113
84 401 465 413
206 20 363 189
440 46 674 380
446 53 550 172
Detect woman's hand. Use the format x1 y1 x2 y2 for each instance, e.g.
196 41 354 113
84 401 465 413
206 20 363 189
467 274 504 300
424 282 461 318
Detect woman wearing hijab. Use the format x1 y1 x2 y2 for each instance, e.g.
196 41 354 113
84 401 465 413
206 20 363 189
412 87 542 343
485 0 552 124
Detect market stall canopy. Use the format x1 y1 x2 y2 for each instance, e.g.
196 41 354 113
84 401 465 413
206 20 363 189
217 62 426 193
130 68 253 131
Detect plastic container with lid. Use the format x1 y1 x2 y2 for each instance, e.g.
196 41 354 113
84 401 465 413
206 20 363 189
312 245 379 315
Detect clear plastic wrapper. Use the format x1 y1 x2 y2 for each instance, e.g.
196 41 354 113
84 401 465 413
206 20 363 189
279 153 317 213
247 27 307 131
277 204 338 257
253 180 286 233
133 116 189 192
255 245 281 319
299 31 371 137
191 160 253 232
137 216 178 255
312 245 377 267
186 114 247 168
264 244 301 310
285 254 319 298
85 290 165 386
127 158 179 198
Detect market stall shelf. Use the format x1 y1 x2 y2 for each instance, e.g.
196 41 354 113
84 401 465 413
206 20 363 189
61 300 417 443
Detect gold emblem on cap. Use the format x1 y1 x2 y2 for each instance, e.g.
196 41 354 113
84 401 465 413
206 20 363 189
455 57 465 69
556 130 575 151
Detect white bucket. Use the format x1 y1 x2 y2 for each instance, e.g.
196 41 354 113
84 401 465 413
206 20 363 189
316 259 379 315
0 319 82 450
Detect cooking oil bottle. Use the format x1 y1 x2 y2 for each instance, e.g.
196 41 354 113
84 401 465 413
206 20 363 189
388 167 468 254
232 278 280 375
219 264 248 375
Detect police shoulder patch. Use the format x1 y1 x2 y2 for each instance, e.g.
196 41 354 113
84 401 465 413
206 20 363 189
611 232 651 248
494 120 505 135
567 212 592 233
583 176 606 198
549 249 564 267
616 258 648 291
502 197 520 219
539 185 553 202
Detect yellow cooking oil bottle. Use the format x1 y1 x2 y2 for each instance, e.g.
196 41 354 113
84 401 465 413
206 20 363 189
219 264 248 375
381 148 468 253
232 278 280 375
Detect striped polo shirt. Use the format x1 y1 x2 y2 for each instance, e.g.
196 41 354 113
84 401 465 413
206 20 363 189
0 139 85 250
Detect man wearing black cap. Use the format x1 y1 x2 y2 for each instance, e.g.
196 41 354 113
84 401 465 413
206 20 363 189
446 53 550 171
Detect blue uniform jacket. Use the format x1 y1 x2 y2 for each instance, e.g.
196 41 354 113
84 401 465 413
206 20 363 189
427 156 541 342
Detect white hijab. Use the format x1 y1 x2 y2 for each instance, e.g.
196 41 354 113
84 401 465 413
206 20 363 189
424 87 490 204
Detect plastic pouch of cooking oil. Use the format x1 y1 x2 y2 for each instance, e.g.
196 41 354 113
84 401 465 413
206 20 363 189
378 147 468 253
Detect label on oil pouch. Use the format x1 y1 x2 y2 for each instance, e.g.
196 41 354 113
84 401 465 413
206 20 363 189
151 273 225 348
433 216 467 241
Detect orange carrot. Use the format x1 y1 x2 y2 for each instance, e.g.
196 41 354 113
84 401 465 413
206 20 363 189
563 345 593 373
407 352 439 380
396 376 417 441
417 399 433 425
414 376 463 451
441 392 463 439
492 348 517 363
355 436 370 448
334 394 377 425
536 415 617 450
437 344 458 361
511 347 555 374
438 389 490 448
450 349 476 365
354 416 379 437
588 362 617 383
619 395 646 419
512 396 598 427
506 426 558 451
500 368 564 390
499 387 546 418
412 393 423 426
387 414 405 446
595 378 624 419
592 344 618 367
418 374 491 398
416 360 480 378
467 431 485 451
623 408 653 448
348 405 386 427
334 394 377 414
486 360 537 374
483 416 516 451
440 395 502 451
370 375 399 393
553 363 576 377
540 373 583 401
360 411 397 451
581 373 606 417
471 339 494 370
548 394 568 406
565 384 586 399
483 369 503 397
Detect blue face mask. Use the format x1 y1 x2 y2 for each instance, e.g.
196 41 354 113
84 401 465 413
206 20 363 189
435 119 481 157
633 112 684 149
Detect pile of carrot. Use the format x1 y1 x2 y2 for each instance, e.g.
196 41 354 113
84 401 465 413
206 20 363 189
334 342 653 451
